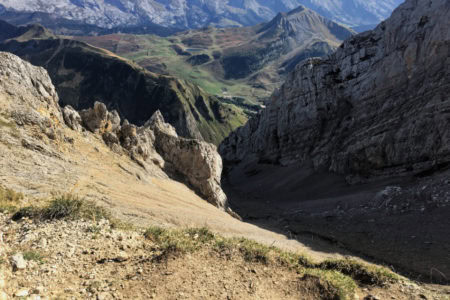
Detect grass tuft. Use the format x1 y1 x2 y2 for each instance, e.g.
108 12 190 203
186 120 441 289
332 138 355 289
144 226 168 243
235 238 271 264
11 194 111 222
39 194 110 221
318 259 398 286
302 268 357 300
41 195 84 220
185 226 215 242
109 219 135 231
0 186 23 202
23 250 45 264
0 186 24 213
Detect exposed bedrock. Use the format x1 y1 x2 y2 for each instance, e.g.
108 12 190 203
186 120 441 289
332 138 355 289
220 0 450 182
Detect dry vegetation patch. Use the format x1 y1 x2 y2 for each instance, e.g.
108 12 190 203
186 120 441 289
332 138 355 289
1 192 443 300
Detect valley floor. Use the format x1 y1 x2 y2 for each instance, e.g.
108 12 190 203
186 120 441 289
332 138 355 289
224 160 450 287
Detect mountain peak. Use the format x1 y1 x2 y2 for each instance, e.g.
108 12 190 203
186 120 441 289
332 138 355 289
0 0 403 33
286 5 307 16
0 20 54 42
271 5 310 22
257 5 353 42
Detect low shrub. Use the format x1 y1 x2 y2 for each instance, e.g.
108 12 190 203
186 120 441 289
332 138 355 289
11 194 110 222
0 186 23 213
23 250 45 264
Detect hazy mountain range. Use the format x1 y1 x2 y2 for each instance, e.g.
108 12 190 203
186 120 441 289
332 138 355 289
0 0 403 35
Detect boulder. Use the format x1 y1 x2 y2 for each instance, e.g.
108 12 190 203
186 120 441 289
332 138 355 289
62 105 82 132
10 253 27 271
79 102 120 134
149 111 227 208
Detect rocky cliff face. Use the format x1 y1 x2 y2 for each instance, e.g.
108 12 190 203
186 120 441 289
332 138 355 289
220 0 450 182
149 112 228 209
63 102 228 209
0 0 402 32
0 51 64 143
0 51 228 209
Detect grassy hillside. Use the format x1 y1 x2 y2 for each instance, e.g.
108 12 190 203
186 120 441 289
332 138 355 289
76 28 269 105
0 21 247 144
74 7 353 105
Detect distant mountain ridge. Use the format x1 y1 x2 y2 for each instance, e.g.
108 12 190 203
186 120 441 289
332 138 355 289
0 0 403 34
73 5 353 105
220 5 354 80
0 20 248 144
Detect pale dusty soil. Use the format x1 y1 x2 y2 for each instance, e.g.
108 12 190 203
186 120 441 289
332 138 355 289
1 214 447 300
1 103 448 299
0 122 353 263
0 215 325 300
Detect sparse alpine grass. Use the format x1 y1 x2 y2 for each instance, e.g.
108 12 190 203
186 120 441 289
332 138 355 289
11 194 111 222
142 224 399 299
23 250 45 264
2 190 399 300
318 259 399 286
302 268 356 300
144 226 217 259
0 185 24 213
41 194 110 221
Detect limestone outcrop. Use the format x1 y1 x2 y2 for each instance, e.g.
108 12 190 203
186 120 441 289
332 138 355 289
79 102 121 134
63 102 228 209
62 105 82 132
0 51 227 210
0 51 64 141
149 111 228 209
220 0 450 182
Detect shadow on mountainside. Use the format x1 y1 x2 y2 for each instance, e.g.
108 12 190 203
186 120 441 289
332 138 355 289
223 160 450 285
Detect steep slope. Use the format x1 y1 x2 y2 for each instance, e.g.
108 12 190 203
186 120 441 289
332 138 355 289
0 50 228 209
221 0 449 178
1 51 447 300
220 0 450 281
0 21 248 144
0 50 301 247
0 0 402 32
